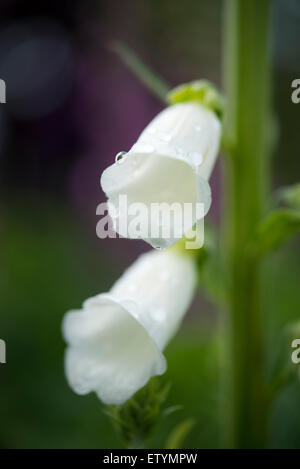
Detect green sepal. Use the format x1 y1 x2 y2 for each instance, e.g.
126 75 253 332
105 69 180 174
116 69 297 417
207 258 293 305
251 209 300 256
167 80 224 119
104 379 173 448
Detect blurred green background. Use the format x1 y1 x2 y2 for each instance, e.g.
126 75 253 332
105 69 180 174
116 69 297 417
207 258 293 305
0 0 299 448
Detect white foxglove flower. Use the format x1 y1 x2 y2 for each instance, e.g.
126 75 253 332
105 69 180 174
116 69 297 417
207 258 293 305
101 102 221 249
62 249 197 405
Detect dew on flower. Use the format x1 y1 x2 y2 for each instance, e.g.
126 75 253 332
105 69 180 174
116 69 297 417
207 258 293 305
156 131 172 142
193 124 202 131
151 307 167 322
188 151 203 166
115 151 127 163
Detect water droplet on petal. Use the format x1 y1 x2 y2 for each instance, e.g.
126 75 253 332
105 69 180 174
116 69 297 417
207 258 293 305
151 307 167 321
189 151 203 166
115 151 127 163
157 131 172 142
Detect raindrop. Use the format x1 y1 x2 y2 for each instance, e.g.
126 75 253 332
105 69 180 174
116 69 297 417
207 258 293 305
115 151 127 163
157 131 172 142
152 307 167 321
188 151 203 166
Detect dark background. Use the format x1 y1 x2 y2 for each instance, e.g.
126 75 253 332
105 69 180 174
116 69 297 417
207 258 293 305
0 0 299 448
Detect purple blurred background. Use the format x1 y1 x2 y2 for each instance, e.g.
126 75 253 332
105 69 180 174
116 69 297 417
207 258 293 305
0 0 300 450
0 0 298 260
0 0 223 266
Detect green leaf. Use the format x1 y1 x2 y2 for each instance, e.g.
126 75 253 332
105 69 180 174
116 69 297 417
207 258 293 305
110 41 170 102
104 378 171 448
165 418 196 449
252 209 300 256
268 321 300 396
276 183 300 210
167 80 224 119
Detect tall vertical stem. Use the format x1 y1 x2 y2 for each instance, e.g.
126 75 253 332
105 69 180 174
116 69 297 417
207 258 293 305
223 0 271 448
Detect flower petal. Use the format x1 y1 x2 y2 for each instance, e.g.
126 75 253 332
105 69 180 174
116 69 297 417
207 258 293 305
63 296 166 405
101 103 220 249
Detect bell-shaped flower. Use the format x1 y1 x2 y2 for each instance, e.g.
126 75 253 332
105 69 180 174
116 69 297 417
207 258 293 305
101 102 221 249
62 249 197 405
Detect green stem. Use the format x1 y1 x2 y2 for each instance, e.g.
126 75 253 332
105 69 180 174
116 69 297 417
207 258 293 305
222 0 271 448
110 41 170 102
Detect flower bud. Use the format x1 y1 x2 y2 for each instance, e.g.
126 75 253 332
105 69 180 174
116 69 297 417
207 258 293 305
62 249 197 405
101 102 221 249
